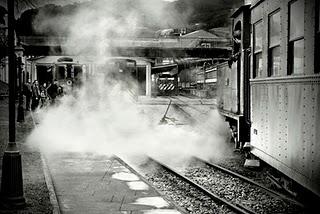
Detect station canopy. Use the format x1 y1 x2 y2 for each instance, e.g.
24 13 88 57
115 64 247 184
151 58 213 75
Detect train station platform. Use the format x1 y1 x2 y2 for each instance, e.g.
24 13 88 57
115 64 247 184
45 153 182 214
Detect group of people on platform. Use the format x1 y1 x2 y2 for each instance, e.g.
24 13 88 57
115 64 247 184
23 79 63 111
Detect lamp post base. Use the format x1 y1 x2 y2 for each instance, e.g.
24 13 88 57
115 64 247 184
0 144 26 208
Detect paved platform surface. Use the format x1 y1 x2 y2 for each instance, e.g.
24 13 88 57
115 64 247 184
0 99 53 213
45 153 181 214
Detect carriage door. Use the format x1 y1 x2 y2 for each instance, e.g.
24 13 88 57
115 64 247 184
36 64 53 85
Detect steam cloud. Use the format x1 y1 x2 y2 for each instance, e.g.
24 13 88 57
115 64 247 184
27 0 230 160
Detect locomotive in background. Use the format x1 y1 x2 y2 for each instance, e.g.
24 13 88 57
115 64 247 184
94 58 137 88
216 0 320 200
28 56 139 94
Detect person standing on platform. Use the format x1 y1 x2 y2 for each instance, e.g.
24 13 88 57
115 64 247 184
47 79 59 104
40 82 48 108
23 79 32 111
31 80 40 110
57 85 64 97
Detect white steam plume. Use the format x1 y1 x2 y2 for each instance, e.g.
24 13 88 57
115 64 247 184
27 0 230 161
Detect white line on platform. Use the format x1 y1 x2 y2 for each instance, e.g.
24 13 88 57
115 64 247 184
30 111 61 214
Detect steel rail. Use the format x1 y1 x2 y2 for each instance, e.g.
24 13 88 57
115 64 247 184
193 156 304 208
170 96 215 114
148 157 256 214
171 103 197 125
168 97 204 125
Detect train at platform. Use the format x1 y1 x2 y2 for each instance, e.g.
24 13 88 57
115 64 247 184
27 56 139 94
27 56 86 94
215 0 320 199
29 56 221 98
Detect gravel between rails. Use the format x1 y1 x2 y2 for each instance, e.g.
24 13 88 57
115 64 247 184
139 161 237 214
181 160 304 214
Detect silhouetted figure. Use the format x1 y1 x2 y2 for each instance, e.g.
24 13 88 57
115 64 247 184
31 80 40 110
23 79 32 111
47 79 59 104
40 83 48 108
57 86 64 96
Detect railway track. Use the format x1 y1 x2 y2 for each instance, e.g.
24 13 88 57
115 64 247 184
192 157 303 207
170 96 214 115
142 156 305 214
180 157 304 214
160 98 304 212
147 156 256 214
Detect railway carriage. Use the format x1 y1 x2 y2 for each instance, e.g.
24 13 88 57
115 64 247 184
217 0 320 198
29 57 140 94
217 5 251 148
53 57 85 92
29 56 86 93
177 58 219 97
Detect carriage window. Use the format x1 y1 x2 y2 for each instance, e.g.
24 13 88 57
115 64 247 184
254 53 263 78
253 21 263 78
288 0 304 75
269 11 280 48
268 11 281 76
269 46 280 76
74 66 82 77
57 66 66 79
254 22 262 52
67 65 74 78
289 0 304 39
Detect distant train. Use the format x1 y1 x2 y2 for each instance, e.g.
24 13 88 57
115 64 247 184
28 56 86 94
53 57 85 93
157 74 177 96
28 57 139 94
94 58 137 87
216 0 320 199
177 58 220 98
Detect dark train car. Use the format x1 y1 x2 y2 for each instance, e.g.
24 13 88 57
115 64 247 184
216 4 251 148
178 58 219 97
178 67 197 90
217 0 320 198
203 65 218 98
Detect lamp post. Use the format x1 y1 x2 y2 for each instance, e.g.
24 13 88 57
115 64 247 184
16 43 25 122
0 0 26 208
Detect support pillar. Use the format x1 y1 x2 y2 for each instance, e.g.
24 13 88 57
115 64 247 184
146 63 152 97
33 64 37 82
